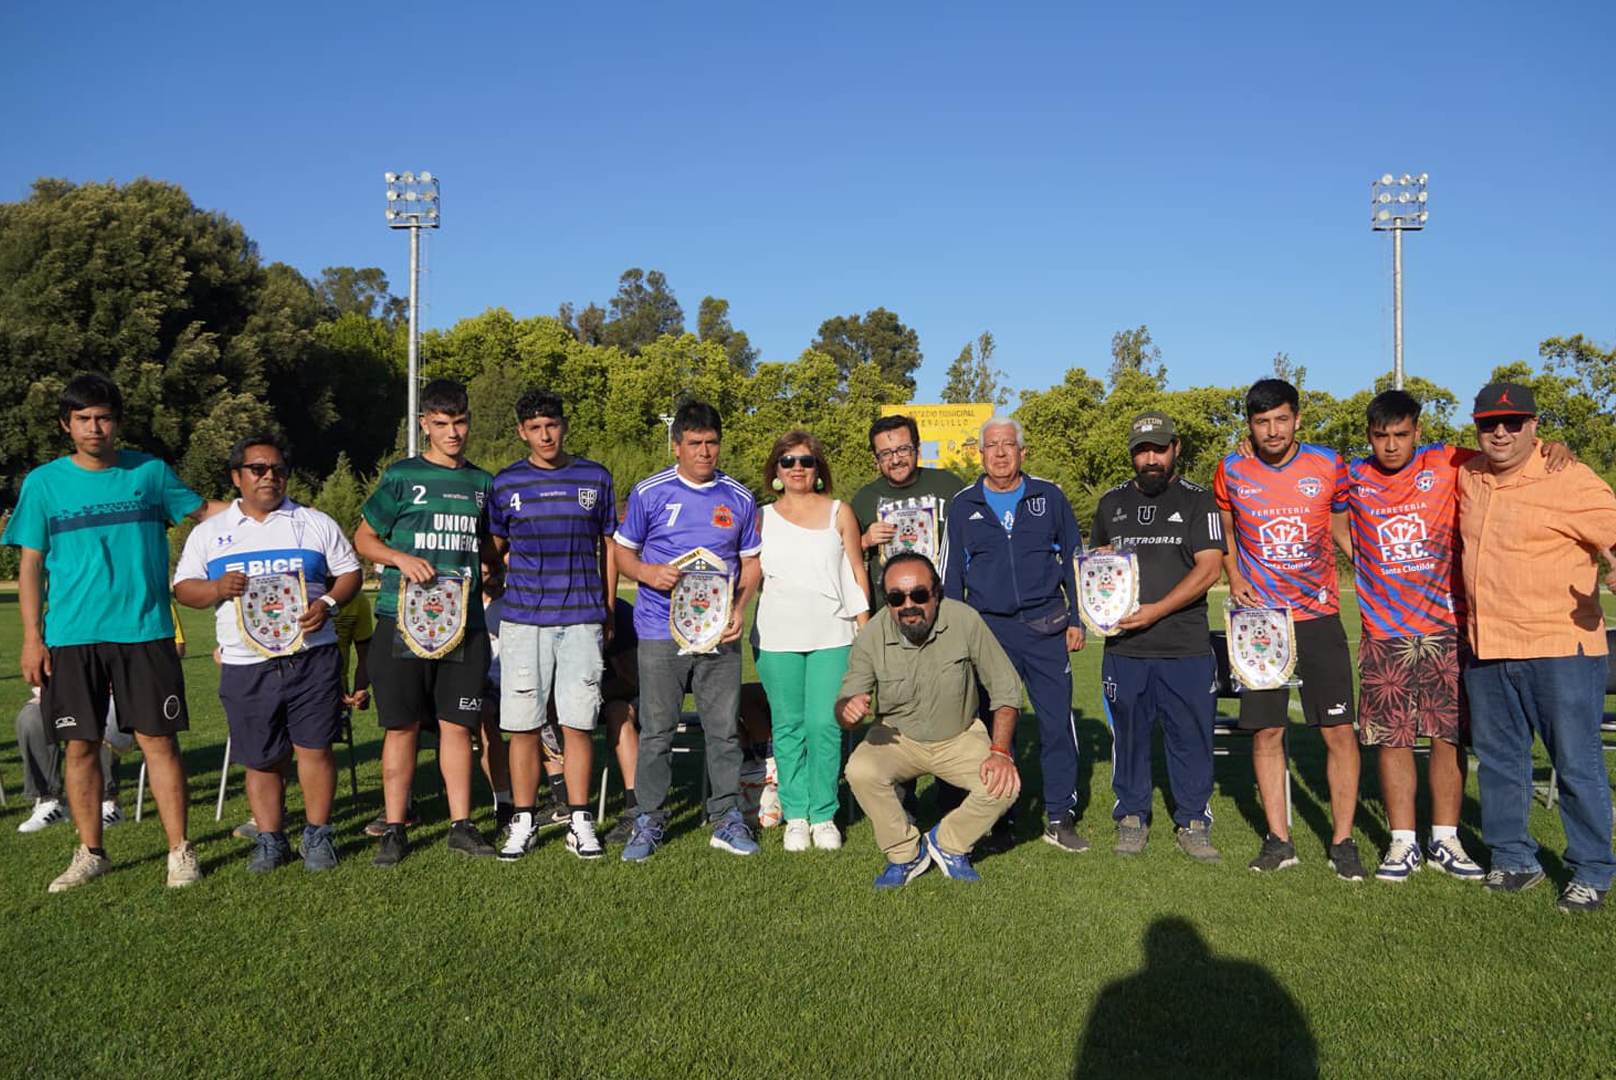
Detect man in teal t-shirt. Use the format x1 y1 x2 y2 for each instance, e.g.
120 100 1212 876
354 377 497 867
3 373 227 893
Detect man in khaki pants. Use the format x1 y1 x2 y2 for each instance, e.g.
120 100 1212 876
838 552 1024 887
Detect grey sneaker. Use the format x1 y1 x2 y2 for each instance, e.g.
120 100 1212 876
1484 867 1546 893
299 825 339 871
1249 833 1299 872
49 844 110 893
233 818 261 841
1328 837 1369 882
1175 820 1221 863
604 813 638 846
246 831 293 873
1113 815 1148 857
166 841 202 888
1556 881 1607 914
1042 814 1090 853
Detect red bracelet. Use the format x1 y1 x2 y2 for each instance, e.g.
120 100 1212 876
989 745 1013 760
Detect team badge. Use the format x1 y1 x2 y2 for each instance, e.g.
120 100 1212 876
1026 496 1047 517
669 547 733 654
578 487 597 510
237 571 309 657
1136 505 1156 525
1297 477 1322 498
1224 603 1298 691
1076 553 1139 637
879 505 938 563
711 505 735 528
398 572 470 659
1414 470 1435 492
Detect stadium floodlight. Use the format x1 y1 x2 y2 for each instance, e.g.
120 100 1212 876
384 170 442 456
1370 172 1428 390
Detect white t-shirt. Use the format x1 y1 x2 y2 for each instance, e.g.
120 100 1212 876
173 498 360 665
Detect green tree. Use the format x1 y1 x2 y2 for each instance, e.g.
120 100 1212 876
311 452 368 537
1108 325 1166 387
316 266 406 323
941 331 1009 405
810 307 923 392
605 268 683 354
557 301 607 346
697 296 759 374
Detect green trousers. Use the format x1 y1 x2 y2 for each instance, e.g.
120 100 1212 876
756 646 850 824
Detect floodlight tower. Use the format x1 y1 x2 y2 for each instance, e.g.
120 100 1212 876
1371 172 1428 390
385 171 441 456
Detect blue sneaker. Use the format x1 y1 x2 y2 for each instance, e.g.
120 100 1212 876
1426 836 1484 881
925 826 980 882
299 824 339 872
1374 839 1421 882
621 815 664 862
247 830 292 873
710 809 760 856
873 847 932 889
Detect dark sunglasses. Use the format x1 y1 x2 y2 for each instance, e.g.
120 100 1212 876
885 586 933 607
240 462 289 478
1476 417 1529 434
778 454 818 470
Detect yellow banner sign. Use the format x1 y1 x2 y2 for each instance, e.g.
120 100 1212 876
881 403 996 469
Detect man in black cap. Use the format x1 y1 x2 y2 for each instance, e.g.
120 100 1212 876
1456 381 1616 913
1089 411 1226 861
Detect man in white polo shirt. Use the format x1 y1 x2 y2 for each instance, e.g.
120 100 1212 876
174 432 362 873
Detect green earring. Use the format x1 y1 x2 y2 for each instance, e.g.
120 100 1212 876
772 478 785 492
815 477 824 491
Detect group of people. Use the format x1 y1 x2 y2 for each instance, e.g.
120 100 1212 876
7 370 1614 914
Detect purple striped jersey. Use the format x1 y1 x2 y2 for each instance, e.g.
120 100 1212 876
489 456 616 626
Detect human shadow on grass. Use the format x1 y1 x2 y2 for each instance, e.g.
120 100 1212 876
1072 918 1318 1080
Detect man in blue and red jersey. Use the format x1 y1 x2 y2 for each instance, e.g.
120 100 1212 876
612 400 763 862
1214 378 1366 879
488 388 618 862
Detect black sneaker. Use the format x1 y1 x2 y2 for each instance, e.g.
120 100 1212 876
1043 814 1091 853
1556 881 1607 913
1484 867 1546 893
446 819 496 858
604 813 638 846
364 802 422 838
1328 837 1368 882
373 825 410 868
1248 833 1299 872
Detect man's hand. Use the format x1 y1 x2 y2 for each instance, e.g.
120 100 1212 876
344 687 371 710
214 570 248 602
838 693 871 728
21 637 50 688
862 521 896 550
1541 440 1577 473
720 607 744 644
393 553 438 585
298 599 331 634
979 750 1021 800
1227 568 1262 608
1602 547 1616 591
1118 601 1162 632
639 563 681 591
1235 435 1256 458
1065 624 1086 652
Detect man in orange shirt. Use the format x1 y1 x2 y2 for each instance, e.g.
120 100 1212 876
1458 382 1616 914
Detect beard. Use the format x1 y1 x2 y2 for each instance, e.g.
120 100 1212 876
1134 466 1171 497
897 607 936 644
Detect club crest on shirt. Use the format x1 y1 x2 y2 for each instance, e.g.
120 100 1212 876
1136 505 1156 525
711 504 734 528
1414 470 1435 492
1236 485 1259 498
474 490 486 510
1296 476 1322 498
578 487 597 510
1025 497 1047 517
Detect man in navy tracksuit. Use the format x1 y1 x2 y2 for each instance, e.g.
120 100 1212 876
943 415 1089 852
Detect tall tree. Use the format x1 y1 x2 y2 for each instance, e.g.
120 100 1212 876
941 331 1009 405
315 266 406 323
697 296 759 374
1108 325 1166 386
558 300 607 346
809 307 922 392
605 268 683 354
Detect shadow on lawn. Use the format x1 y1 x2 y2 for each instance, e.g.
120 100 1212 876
1072 917 1318 1080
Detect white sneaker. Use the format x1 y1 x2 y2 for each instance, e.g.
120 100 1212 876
565 811 604 859
101 801 124 827
19 798 67 833
497 811 537 862
783 818 810 852
810 822 842 850
166 841 201 888
49 844 110 893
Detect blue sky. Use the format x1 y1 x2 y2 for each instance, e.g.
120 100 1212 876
6 1 1613 405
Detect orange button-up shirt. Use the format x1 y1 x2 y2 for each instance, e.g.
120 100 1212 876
1457 442 1616 659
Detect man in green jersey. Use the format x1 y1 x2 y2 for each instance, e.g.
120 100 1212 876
354 379 499 866
850 415 965 612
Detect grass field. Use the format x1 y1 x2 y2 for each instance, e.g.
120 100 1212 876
2 590 1614 1080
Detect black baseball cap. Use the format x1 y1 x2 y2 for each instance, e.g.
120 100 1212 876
1128 411 1178 450
1472 382 1537 419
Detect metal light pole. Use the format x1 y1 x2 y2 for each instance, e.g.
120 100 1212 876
1371 172 1428 390
385 171 441 456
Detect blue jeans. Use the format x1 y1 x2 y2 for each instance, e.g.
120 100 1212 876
1464 654 1615 890
634 638 742 822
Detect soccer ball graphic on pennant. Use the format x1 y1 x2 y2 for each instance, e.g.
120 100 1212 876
236 570 309 658
669 547 733 654
399 572 470 659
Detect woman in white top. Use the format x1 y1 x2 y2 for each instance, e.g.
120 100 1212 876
755 430 870 851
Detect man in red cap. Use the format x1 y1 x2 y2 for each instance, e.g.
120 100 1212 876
1457 381 1616 913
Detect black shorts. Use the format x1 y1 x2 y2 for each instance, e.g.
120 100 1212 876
1237 614 1357 730
367 617 491 731
218 644 343 769
43 639 189 743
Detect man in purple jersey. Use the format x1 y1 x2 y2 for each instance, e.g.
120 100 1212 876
488 389 617 861
612 401 763 862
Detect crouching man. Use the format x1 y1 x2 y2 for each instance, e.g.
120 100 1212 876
838 552 1023 888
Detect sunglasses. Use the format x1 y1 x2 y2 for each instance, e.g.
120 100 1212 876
874 444 916 462
1476 417 1530 434
778 454 818 470
240 462 289 478
884 586 933 607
